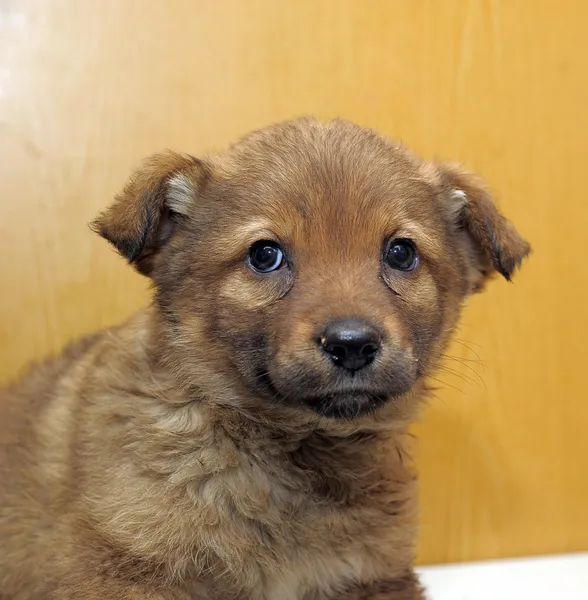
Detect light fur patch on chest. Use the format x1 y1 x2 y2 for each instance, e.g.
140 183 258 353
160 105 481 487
263 550 366 600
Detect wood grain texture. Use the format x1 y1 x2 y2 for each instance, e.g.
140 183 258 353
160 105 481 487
0 0 586 564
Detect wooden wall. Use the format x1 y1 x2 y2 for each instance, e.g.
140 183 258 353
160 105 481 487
1 0 586 564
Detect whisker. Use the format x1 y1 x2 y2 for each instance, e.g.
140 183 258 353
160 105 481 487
436 365 479 387
439 356 486 388
441 353 485 366
450 338 484 362
425 375 465 396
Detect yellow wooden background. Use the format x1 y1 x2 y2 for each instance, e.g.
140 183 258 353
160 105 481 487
1 0 586 565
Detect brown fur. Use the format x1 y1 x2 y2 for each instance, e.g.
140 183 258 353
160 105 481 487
0 118 529 599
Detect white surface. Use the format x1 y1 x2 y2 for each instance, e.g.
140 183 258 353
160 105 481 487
417 553 588 599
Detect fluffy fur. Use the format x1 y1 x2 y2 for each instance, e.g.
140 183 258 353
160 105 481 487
0 118 529 599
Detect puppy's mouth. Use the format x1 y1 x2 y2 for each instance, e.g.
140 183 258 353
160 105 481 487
254 370 394 419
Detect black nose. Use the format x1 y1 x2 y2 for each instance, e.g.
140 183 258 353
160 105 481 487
320 319 381 372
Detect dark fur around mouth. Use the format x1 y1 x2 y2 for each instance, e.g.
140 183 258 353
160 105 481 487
306 392 389 419
254 369 389 419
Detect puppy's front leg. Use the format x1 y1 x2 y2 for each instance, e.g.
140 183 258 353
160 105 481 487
330 572 426 600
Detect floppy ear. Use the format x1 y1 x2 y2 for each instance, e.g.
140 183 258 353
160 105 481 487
436 163 530 292
92 151 207 276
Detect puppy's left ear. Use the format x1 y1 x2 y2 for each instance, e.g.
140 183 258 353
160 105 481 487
434 163 531 292
92 151 207 276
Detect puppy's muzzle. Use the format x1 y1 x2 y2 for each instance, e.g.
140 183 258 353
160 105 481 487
319 318 381 372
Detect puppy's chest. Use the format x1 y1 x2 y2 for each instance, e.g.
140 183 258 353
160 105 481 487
194 444 386 599
203 473 372 600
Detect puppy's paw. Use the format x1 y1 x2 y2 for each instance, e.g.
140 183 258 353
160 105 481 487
327 572 427 600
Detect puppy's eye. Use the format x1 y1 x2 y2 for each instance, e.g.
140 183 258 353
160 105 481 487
386 239 418 271
248 241 285 273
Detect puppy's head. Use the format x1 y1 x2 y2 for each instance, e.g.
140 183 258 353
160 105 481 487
94 119 529 421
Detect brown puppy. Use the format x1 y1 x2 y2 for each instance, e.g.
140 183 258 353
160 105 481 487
0 118 529 599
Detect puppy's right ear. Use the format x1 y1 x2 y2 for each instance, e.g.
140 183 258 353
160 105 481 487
92 151 207 276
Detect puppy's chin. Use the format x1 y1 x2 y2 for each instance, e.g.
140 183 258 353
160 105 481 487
303 392 389 419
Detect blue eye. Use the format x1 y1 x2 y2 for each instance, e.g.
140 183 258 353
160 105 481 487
386 239 418 271
248 241 284 273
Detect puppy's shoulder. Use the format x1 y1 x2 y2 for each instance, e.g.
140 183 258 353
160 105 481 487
1 332 103 438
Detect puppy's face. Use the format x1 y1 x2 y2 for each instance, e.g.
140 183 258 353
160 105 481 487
95 119 529 420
